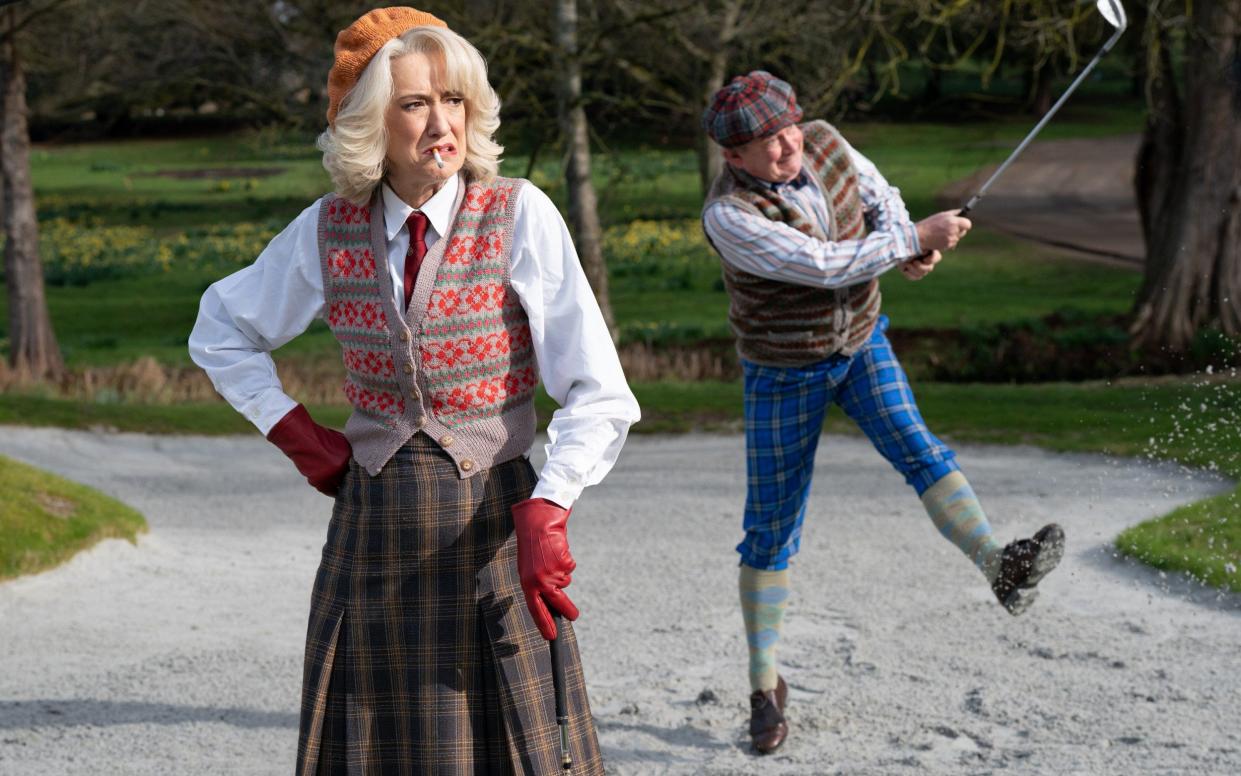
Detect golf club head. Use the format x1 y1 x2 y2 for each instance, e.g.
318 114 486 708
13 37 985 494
1097 0 1127 31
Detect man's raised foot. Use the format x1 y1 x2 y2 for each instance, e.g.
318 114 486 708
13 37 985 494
992 523 1065 615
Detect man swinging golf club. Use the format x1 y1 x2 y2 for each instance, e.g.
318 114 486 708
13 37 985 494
700 71 1067 755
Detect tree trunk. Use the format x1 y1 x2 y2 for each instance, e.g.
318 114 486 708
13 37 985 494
923 66 943 105
1131 1 1241 351
2 11 62 382
1026 62 1054 117
694 49 727 195
554 0 616 339
694 0 742 195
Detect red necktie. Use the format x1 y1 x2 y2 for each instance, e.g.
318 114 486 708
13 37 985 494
403 211 429 309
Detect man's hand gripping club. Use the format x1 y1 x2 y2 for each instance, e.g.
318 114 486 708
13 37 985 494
512 497 580 640
901 210 972 280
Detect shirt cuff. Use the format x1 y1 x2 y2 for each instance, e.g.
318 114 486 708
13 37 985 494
901 222 921 258
242 390 300 436
531 479 580 511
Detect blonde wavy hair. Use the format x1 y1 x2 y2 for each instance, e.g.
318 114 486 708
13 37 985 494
317 25 503 205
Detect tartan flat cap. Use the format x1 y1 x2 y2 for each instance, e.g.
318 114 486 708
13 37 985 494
702 71 803 148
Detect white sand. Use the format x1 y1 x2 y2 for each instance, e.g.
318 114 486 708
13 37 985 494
1 426 1238 775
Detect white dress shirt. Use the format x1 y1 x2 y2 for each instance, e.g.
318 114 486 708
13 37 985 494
702 138 921 287
189 174 640 508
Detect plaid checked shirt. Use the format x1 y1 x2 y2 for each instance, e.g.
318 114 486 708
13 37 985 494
703 138 922 288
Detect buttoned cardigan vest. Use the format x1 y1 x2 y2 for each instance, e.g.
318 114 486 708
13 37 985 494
317 177 538 478
703 120 882 366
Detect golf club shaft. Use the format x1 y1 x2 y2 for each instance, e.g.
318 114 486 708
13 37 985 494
962 24 1125 214
549 615 572 770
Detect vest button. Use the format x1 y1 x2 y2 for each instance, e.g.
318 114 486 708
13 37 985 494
398 331 410 343
416 414 428 426
403 363 414 375
460 458 474 471
439 434 454 447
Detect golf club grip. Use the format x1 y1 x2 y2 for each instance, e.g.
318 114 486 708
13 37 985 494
549 614 572 770
549 623 567 718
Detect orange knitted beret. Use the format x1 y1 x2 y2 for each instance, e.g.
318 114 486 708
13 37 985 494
326 7 448 126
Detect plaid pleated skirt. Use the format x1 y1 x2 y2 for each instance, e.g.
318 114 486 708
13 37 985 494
295 434 603 775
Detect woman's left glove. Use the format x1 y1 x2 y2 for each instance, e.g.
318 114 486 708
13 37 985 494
511 497 579 640
265 404 352 497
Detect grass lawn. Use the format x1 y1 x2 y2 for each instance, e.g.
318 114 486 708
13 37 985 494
0 454 147 580
10 107 1144 367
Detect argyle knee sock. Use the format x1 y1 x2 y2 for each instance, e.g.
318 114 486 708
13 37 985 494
920 471 1004 583
739 565 790 693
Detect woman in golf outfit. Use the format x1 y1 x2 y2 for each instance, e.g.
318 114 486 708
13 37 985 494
189 8 638 774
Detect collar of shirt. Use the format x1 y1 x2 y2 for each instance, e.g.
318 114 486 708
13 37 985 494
730 165 812 193
769 169 812 192
381 173 459 243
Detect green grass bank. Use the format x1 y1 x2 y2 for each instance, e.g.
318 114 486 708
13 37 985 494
0 455 147 581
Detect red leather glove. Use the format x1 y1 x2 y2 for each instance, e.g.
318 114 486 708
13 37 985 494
265 404 352 497
511 497 579 640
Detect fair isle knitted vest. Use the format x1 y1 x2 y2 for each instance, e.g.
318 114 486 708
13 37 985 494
317 177 538 478
703 120 882 366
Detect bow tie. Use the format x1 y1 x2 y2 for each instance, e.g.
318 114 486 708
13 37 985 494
769 172 811 191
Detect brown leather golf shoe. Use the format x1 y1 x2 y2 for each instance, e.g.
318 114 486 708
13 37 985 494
749 674 788 754
992 523 1066 615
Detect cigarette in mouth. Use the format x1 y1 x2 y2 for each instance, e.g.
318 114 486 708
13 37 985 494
432 149 444 169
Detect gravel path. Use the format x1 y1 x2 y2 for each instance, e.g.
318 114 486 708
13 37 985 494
2 426 1238 775
937 134 1144 268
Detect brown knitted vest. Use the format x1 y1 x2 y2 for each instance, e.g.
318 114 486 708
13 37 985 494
703 120 882 366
